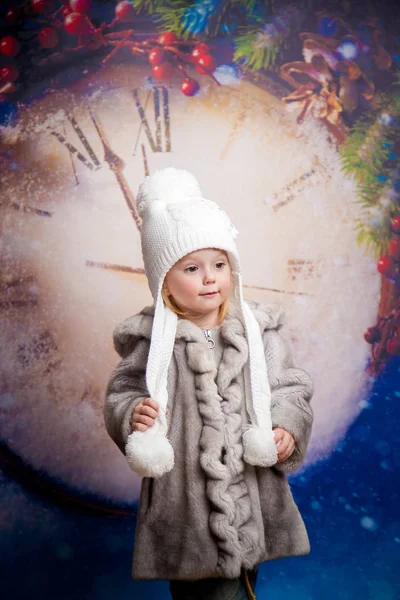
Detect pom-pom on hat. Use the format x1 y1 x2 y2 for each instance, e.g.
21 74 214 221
125 167 278 478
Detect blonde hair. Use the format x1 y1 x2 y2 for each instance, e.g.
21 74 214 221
161 283 229 326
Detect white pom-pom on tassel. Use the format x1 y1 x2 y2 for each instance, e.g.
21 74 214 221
243 427 278 467
125 430 175 478
136 168 202 217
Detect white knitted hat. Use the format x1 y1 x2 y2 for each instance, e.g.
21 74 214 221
125 167 278 477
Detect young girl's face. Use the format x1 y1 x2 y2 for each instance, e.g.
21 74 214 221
165 248 231 324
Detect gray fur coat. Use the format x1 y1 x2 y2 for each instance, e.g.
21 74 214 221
104 302 314 581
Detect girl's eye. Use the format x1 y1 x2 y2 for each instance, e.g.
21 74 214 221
215 262 226 269
185 266 198 273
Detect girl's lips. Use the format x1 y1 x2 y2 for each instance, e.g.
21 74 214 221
200 291 218 296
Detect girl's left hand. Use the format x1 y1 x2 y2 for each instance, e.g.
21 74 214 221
273 427 296 463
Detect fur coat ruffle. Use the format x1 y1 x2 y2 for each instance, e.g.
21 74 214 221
104 302 314 580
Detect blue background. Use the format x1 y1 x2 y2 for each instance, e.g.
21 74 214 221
2 355 399 599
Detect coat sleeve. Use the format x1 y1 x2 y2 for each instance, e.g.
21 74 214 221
103 337 150 454
263 327 314 473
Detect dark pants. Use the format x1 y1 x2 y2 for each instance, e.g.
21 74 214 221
169 569 258 600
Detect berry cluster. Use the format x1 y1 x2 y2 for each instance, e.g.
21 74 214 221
364 294 400 367
377 215 400 284
148 36 216 96
0 1 218 98
364 214 400 366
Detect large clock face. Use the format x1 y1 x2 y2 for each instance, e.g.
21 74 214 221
0 62 379 503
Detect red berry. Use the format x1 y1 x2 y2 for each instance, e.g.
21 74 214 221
64 12 89 35
69 0 91 14
38 27 59 49
195 54 217 75
377 254 395 276
0 65 19 83
152 62 173 80
148 47 165 66
364 326 381 344
62 6 71 17
0 36 21 57
392 215 400 234
157 32 177 45
386 335 400 355
6 7 23 24
32 0 54 13
388 237 400 259
115 1 135 22
191 43 210 60
181 77 200 96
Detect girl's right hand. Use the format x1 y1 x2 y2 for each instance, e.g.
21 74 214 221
131 398 160 432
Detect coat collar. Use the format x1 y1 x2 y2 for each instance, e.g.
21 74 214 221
113 301 285 357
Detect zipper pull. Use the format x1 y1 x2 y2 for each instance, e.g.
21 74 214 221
203 329 215 349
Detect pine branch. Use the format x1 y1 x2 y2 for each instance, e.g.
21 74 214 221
130 0 162 15
233 28 282 70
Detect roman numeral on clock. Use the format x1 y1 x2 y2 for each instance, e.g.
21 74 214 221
132 87 172 154
51 115 101 174
16 330 61 374
288 259 322 280
0 275 39 310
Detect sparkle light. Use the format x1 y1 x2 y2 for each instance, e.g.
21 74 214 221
337 40 358 60
213 64 241 85
360 516 378 531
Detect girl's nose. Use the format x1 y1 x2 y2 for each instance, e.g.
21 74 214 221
203 269 216 284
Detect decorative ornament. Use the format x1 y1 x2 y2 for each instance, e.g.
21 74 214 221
31 0 54 14
195 53 217 75
377 255 396 277
148 48 165 66
69 0 91 14
157 32 177 45
0 36 21 57
115 1 135 22
364 327 382 344
0 65 19 83
364 297 400 374
181 77 199 96
38 27 59 49
63 12 89 35
0 4 220 99
152 62 173 80
5 7 23 24
391 215 400 233
389 238 400 259
386 333 400 356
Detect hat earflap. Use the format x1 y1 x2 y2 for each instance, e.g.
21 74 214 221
125 289 177 477
236 276 278 467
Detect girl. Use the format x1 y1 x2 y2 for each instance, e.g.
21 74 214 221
104 168 314 600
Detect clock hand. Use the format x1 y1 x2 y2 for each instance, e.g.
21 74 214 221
264 157 329 211
88 109 142 233
242 283 312 296
84 260 308 296
220 108 246 161
85 260 145 276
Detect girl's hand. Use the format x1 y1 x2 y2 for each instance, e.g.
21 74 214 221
131 398 160 432
273 427 296 463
